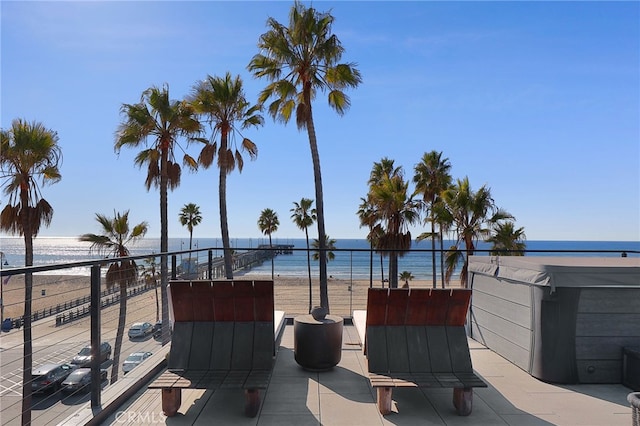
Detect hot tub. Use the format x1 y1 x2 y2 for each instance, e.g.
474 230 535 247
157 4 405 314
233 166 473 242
468 256 640 384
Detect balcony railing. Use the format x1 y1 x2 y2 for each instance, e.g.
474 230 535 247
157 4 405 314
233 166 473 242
0 245 637 425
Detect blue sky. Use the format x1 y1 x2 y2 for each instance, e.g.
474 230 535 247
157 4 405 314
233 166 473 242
2 1 639 242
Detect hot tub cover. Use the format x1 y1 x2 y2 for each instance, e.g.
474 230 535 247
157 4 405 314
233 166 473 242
468 256 640 291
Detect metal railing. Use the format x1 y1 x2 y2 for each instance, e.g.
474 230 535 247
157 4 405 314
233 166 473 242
0 244 637 425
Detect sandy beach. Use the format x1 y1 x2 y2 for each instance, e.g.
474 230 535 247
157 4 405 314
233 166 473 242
2 273 462 320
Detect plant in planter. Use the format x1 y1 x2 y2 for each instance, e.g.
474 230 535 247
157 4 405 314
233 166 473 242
292 236 342 370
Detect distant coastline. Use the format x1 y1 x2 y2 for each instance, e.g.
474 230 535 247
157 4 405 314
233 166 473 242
1 238 638 279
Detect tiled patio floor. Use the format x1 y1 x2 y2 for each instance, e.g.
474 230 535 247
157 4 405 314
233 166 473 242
96 324 633 425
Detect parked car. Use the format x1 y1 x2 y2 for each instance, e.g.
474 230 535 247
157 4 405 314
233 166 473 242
128 322 153 339
152 321 161 338
122 351 153 374
71 342 112 367
61 368 107 394
152 321 172 339
32 363 76 394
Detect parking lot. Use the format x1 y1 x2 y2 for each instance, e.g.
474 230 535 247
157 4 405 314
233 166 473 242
0 291 162 426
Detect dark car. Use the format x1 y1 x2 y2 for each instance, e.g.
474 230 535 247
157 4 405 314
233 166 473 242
61 368 107 394
71 342 111 367
128 322 153 339
153 321 172 339
32 363 76 394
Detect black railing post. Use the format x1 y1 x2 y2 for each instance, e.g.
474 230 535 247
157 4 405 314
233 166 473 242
90 264 101 407
208 250 213 279
171 255 177 280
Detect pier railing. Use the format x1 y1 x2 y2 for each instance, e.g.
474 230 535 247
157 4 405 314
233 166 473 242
0 244 637 426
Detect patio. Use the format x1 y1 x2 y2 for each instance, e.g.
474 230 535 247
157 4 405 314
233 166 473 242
79 322 632 426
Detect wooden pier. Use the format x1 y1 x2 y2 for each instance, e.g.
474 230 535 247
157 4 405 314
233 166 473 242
177 244 294 279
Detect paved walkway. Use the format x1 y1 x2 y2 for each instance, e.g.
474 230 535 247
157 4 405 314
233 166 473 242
93 324 633 426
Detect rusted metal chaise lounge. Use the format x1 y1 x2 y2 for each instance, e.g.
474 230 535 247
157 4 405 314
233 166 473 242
354 288 486 416
148 280 285 417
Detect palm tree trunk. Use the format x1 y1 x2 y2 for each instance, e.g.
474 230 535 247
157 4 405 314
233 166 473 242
430 217 437 289
439 229 445 288
21 226 33 426
305 228 312 313
389 253 399 288
461 239 475 288
305 111 328 312
154 279 160 323
160 149 170 346
369 240 373 288
220 167 233 280
111 282 127 384
188 228 193 264
268 233 274 280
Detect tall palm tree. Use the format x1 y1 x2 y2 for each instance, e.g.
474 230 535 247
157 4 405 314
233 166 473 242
487 221 527 256
430 198 454 288
312 235 337 262
441 177 513 287
140 256 160 322
366 158 404 287
291 198 316 313
0 119 62 425
368 157 402 185
115 84 201 345
357 197 377 288
368 173 419 288
79 211 148 384
413 151 452 288
190 72 262 279
258 208 280 280
179 203 202 272
248 1 362 312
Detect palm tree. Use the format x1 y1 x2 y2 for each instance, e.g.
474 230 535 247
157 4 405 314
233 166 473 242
115 84 201 345
368 157 402 185
0 118 62 425
79 211 148 384
430 198 455 288
441 177 514 287
357 197 377 288
368 173 419 288
312 235 337 262
399 271 414 288
248 1 362 312
487 221 527 256
291 198 316 313
139 256 160 322
366 158 404 288
365 159 419 288
413 151 452 288
179 203 202 273
258 208 280 280
190 72 262 280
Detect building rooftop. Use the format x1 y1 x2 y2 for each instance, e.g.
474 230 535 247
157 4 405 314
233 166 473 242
90 324 632 426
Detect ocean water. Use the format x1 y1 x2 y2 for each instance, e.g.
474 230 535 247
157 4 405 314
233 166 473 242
1 237 638 279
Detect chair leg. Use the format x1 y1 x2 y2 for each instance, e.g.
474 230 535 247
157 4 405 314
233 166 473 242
453 387 473 416
161 388 182 417
377 387 393 415
245 389 261 417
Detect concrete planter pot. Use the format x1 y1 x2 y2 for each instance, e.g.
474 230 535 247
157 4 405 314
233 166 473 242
294 313 343 371
629 392 640 426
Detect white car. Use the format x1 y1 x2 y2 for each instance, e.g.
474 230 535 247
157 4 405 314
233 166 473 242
127 322 153 339
122 351 153 374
